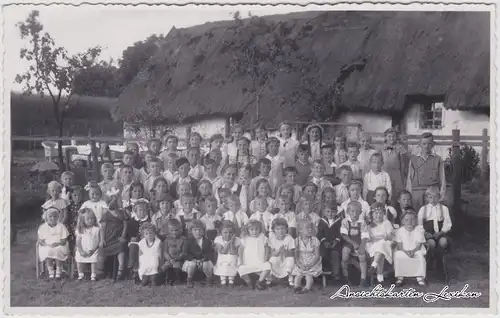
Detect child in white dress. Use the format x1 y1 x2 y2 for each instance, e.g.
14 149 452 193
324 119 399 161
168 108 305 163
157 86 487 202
268 218 296 287
80 184 108 223
42 181 68 224
394 210 427 287
75 208 100 281
37 207 70 279
366 203 394 285
137 222 162 286
214 220 240 287
238 220 271 290
292 219 322 293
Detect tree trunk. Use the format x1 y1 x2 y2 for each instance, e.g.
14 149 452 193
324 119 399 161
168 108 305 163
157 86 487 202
58 121 64 170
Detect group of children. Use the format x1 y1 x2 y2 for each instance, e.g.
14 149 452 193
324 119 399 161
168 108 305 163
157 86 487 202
37 122 452 293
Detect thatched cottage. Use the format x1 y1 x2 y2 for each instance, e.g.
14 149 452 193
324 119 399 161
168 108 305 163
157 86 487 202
113 11 490 145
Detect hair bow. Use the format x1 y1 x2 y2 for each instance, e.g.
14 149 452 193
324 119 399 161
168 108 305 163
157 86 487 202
84 182 92 192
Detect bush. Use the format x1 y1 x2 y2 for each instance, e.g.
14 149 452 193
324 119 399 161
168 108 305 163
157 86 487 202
444 144 480 184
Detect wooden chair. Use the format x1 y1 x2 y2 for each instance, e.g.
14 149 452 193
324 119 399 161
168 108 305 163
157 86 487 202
35 242 75 279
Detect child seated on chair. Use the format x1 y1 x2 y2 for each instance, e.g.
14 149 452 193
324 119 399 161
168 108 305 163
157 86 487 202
394 210 427 287
340 201 369 287
98 193 128 280
268 218 296 287
417 186 452 268
396 190 413 227
238 220 272 290
340 180 370 220
318 203 343 283
183 220 215 288
292 219 322 294
366 203 394 285
214 220 241 287
37 207 70 279
75 208 100 281
137 222 162 287
161 219 186 286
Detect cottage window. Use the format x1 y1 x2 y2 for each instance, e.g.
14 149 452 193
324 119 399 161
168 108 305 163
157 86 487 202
420 101 443 129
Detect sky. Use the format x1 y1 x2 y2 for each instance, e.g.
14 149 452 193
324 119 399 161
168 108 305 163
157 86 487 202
3 4 330 92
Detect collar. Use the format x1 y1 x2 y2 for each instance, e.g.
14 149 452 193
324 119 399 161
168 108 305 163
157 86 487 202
345 214 363 224
132 214 149 222
297 160 309 165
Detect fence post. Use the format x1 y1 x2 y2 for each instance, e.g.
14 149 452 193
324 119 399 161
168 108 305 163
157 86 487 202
89 134 100 182
480 128 488 178
451 129 462 220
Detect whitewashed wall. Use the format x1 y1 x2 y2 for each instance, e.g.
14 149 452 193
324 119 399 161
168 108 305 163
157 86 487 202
402 103 490 159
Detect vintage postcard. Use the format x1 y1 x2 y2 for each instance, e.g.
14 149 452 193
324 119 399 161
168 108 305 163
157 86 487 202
0 0 497 316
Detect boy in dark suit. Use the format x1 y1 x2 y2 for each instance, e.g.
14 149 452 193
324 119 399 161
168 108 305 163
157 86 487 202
182 220 214 287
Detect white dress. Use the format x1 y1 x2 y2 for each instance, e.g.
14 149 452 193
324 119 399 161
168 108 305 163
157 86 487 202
268 233 295 278
75 227 100 263
41 199 68 220
394 225 427 278
238 234 271 276
37 223 69 261
366 220 394 263
138 237 162 279
213 236 240 277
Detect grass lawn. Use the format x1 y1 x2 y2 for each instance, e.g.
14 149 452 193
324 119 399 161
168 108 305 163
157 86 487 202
9 222 490 307
9 150 491 307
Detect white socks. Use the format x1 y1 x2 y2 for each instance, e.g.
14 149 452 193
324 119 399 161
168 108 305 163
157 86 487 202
377 274 384 282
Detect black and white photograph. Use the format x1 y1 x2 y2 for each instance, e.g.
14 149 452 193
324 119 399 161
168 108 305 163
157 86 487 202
1 1 495 312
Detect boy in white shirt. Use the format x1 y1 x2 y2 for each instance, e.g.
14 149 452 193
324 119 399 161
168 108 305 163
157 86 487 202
340 142 363 180
340 180 370 219
249 196 274 235
186 147 204 181
334 166 353 204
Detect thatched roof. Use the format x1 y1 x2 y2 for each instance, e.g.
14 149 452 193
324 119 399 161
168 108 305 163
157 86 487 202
113 11 489 126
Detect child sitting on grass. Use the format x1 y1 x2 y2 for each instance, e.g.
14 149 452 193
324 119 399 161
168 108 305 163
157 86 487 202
75 208 100 281
37 207 69 279
366 203 394 285
183 220 215 288
137 222 162 287
161 219 186 286
340 201 369 287
418 186 452 272
214 220 240 287
268 218 296 287
317 203 343 282
394 210 427 287
292 219 322 294
238 220 271 290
